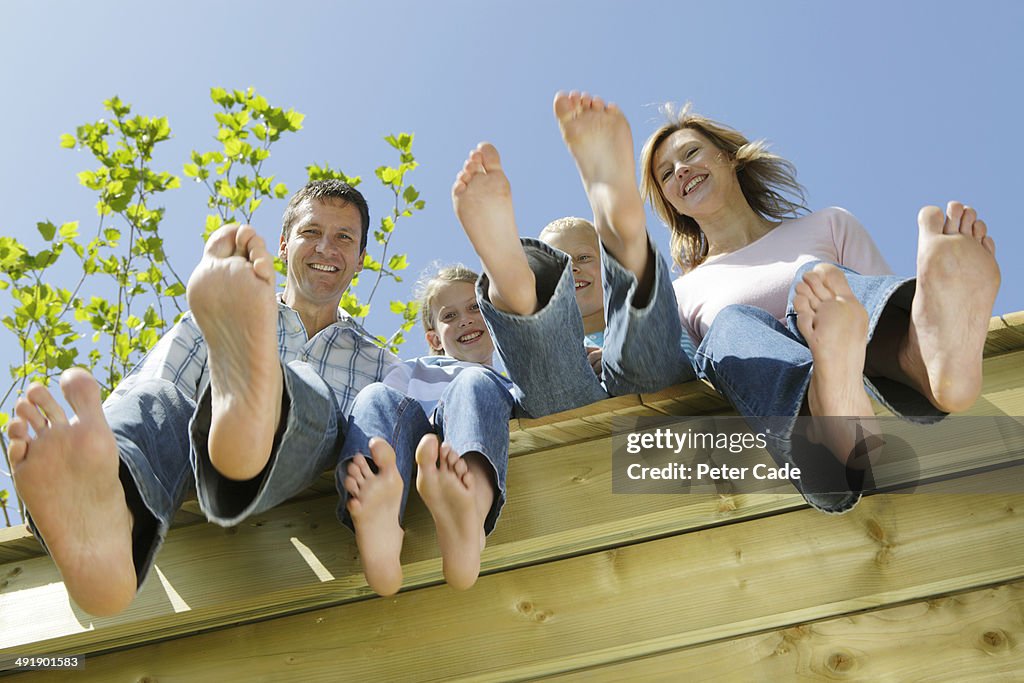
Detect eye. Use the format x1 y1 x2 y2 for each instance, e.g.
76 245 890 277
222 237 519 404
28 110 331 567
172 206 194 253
442 311 456 321
660 168 672 182
577 255 592 263
686 147 698 160
470 303 480 312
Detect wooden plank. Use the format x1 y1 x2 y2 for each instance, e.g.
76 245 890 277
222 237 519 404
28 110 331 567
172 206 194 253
2 349 1024 658
552 581 1024 681
10 472 1021 681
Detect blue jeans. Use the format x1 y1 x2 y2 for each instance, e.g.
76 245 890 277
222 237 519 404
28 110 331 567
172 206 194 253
336 366 512 535
478 237 695 418
25 359 345 590
695 261 945 513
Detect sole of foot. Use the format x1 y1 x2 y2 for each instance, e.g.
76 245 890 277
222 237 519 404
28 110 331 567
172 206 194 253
415 434 485 591
901 201 1000 413
451 142 537 316
8 369 136 616
794 264 876 463
186 224 281 481
553 90 649 277
343 438 405 597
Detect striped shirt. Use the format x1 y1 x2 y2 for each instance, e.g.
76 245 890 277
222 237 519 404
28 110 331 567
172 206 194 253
107 298 400 418
382 356 513 415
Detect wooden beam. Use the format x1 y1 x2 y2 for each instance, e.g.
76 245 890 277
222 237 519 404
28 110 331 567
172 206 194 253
9 471 1021 681
551 581 1024 681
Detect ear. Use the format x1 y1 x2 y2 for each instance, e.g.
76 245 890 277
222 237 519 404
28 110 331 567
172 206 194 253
425 329 444 354
279 233 288 261
355 248 366 274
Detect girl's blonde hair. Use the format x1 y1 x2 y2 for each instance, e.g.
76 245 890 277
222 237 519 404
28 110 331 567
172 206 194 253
415 263 480 356
639 103 808 272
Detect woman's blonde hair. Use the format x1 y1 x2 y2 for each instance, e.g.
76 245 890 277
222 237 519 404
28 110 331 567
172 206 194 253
415 263 480 355
639 103 808 271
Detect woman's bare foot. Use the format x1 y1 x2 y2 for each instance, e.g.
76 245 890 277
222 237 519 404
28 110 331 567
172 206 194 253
415 435 489 590
7 369 136 616
186 224 281 481
343 438 405 597
899 202 1000 412
794 264 875 463
452 142 537 316
553 91 651 286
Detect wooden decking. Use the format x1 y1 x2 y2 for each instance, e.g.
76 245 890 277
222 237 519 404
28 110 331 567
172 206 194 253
1 312 1022 681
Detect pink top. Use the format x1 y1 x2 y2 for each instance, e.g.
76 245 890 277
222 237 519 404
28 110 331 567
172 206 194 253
673 207 892 342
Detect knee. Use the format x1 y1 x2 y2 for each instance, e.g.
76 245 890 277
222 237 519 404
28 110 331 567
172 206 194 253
447 367 511 403
351 382 406 413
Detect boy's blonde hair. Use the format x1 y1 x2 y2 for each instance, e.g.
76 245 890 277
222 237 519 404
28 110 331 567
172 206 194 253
415 263 480 356
539 216 597 243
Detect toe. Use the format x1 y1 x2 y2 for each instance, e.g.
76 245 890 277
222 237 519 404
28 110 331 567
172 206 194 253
972 218 987 241
415 433 440 468
982 235 996 256
15 397 47 433
917 206 945 235
60 369 105 424
205 224 241 257
959 206 977 237
368 437 396 470
26 384 68 426
479 143 501 170
944 201 965 235
344 475 361 498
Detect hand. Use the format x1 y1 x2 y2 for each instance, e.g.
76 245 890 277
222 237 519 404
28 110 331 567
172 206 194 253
586 345 603 376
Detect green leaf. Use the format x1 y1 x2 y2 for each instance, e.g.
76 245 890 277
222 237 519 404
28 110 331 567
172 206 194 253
0 412 8 430
60 133 76 148
59 222 79 240
37 221 57 241
273 182 288 199
387 254 408 271
165 283 186 297
211 87 232 106
389 301 406 314
402 186 419 203
183 163 200 178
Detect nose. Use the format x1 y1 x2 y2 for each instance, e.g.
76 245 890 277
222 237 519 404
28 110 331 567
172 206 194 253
314 234 334 254
675 161 691 179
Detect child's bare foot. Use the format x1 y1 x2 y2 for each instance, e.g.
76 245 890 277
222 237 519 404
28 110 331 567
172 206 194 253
7 369 136 616
415 435 488 590
553 91 651 284
452 142 537 316
343 438 405 597
794 264 875 462
187 224 281 480
899 202 1000 412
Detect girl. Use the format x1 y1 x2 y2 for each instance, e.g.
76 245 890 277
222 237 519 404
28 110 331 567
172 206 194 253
337 265 513 595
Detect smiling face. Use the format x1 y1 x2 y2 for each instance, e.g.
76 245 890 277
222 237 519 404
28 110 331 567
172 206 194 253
652 128 741 220
425 280 494 365
541 226 603 319
279 198 365 314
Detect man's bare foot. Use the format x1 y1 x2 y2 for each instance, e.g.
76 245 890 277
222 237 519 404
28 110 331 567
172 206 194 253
794 264 875 463
187 224 281 481
7 369 136 616
899 202 1000 412
553 91 651 284
343 438 405 597
452 142 537 316
415 435 488 590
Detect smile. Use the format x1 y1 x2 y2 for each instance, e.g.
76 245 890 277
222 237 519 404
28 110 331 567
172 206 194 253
308 263 339 272
575 280 591 290
458 330 484 343
683 174 707 196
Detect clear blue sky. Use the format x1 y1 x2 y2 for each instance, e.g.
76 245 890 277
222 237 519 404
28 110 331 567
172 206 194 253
2 1 1022 521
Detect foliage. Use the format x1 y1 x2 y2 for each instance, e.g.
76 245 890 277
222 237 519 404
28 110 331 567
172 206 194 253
0 88 424 525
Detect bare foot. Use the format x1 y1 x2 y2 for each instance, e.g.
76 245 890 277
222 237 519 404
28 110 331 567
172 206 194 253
553 91 651 284
415 435 488 590
794 264 875 463
343 438 405 597
899 202 1000 412
7 370 136 616
187 224 281 481
451 142 537 316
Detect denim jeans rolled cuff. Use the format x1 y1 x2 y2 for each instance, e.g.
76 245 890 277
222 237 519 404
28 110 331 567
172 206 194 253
785 262 945 424
766 432 863 514
599 236 695 396
335 383 426 531
476 237 609 418
194 359 343 526
23 378 199 590
433 366 513 535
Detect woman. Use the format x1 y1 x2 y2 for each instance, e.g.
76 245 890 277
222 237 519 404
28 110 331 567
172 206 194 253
637 105 1000 512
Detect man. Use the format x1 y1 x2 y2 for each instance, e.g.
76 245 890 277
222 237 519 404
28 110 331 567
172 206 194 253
6 180 397 616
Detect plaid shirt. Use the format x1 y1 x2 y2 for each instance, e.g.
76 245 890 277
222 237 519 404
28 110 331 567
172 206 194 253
108 298 400 418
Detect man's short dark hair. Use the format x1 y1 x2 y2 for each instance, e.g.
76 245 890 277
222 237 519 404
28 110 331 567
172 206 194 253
280 180 370 253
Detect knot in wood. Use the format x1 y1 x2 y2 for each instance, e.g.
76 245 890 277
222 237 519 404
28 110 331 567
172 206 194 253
516 600 534 614
826 651 856 674
982 629 1009 651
